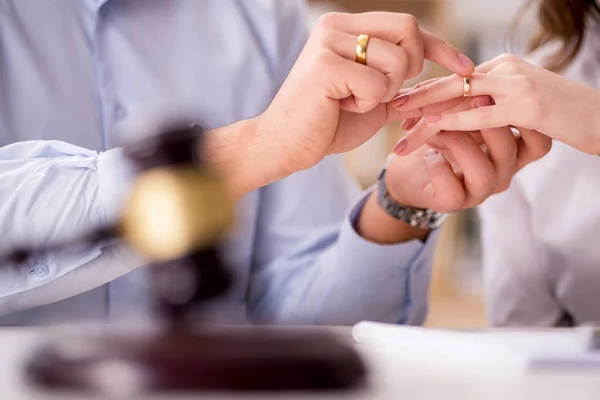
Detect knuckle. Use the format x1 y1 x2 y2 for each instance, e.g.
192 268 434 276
497 61 519 75
442 190 466 211
316 12 343 31
355 99 380 114
314 48 335 68
470 171 497 198
496 53 520 65
373 77 391 102
518 75 537 92
316 28 337 47
494 180 512 194
390 46 409 74
400 14 419 32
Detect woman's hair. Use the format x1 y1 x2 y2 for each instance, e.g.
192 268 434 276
525 0 600 71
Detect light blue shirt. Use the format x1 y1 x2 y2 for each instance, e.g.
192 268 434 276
0 0 438 326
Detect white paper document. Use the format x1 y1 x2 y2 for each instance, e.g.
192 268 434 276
352 321 600 372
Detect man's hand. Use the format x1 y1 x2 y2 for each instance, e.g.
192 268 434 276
261 12 474 174
206 12 473 202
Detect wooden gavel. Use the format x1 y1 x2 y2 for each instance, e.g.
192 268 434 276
3 124 366 395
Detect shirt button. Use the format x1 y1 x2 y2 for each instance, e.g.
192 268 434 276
27 264 49 278
114 103 128 119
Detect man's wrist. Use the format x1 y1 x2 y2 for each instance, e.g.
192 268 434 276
201 116 297 200
355 191 429 244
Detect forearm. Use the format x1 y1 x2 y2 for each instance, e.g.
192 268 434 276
203 116 295 200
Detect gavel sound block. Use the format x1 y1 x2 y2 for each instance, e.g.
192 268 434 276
3 125 366 396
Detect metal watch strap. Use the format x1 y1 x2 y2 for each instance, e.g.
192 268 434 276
376 168 446 230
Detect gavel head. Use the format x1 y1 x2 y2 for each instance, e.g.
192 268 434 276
118 124 234 262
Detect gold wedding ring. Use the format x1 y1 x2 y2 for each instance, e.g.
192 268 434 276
356 34 370 65
463 76 472 98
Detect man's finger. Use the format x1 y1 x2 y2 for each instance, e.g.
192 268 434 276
318 52 390 113
331 13 471 78
438 131 497 207
515 127 552 170
479 125 518 187
423 149 466 213
329 12 425 78
326 31 410 100
421 29 474 77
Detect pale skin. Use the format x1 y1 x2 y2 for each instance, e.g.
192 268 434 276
391 54 600 157
201 15 545 245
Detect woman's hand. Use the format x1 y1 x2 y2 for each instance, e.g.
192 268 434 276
383 94 548 213
390 54 600 155
260 12 475 173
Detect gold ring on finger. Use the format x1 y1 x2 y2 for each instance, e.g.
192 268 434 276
463 76 472 98
356 34 370 65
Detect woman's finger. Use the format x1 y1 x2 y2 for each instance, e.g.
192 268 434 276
437 131 497 207
389 96 465 124
397 76 442 96
392 73 511 112
393 96 494 154
422 149 466 213
396 103 517 154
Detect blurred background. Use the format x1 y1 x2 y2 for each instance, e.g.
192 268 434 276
306 0 537 328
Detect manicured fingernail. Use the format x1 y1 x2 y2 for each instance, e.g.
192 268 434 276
393 137 408 154
425 149 440 159
401 118 415 130
424 115 442 123
459 53 474 68
391 94 410 108
476 97 492 108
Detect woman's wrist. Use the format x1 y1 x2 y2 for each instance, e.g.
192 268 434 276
201 116 297 200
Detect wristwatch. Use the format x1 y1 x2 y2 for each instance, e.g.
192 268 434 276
376 165 447 230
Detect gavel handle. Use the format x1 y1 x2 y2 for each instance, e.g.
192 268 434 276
0 225 118 266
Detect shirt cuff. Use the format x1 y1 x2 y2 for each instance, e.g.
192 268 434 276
338 188 441 325
97 148 137 223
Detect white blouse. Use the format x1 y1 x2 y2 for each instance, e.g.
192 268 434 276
479 21 600 327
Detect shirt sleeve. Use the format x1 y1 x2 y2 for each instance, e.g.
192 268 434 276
478 177 563 327
244 1 438 326
0 141 142 316
246 155 439 326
